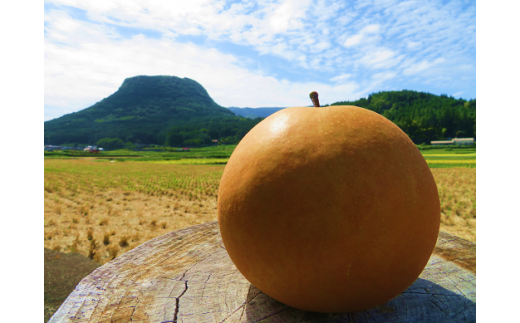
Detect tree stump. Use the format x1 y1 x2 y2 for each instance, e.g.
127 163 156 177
49 221 476 322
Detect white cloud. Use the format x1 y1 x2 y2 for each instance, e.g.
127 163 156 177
47 0 473 79
44 9 365 119
363 24 381 33
343 24 381 47
330 74 352 82
403 57 445 75
313 41 332 52
344 34 363 47
334 11 357 26
268 0 312 33
452 91 464 98
44 1 376 72
358 49 404 69
406 41 422 49
352 71 398 94
372 71 397 82
44 0 476 120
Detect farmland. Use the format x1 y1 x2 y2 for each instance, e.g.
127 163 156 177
44 145 237 160
44 160 223 264
420 147 476 168
44 146 476 265
45 145 476 167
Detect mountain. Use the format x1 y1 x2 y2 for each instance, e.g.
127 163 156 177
45 81 476 147
228 107 286 119
230 90 476 144
44 75 236 145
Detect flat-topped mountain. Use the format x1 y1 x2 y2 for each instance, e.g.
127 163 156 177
45 78 476 147
44 75 236 145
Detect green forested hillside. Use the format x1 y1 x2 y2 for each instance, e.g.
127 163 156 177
164 117 262 147
44 75 237 145
329 90 476 144
45 75 476 147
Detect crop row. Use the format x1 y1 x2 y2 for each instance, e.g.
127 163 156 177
44 160 223 200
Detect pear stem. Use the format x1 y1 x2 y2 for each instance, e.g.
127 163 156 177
309 91 320 107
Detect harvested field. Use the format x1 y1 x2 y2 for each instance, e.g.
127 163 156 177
431 168 476 242
44 159 476 266
44 159 223 265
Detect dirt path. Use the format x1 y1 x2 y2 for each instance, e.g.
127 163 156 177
44 248 101 322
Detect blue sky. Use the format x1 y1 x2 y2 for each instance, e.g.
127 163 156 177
44 0 476 121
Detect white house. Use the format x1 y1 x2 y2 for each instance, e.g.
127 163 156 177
84 146 100 152
431 138 475 146
452 138 475 145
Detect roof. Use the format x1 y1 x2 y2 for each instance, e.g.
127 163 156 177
452 138 475 141
431 137 475 144
431 140 454 144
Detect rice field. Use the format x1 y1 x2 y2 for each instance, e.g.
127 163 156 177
44 159 223 264
44 149 476 264
430 168 476 241
421 149 476 168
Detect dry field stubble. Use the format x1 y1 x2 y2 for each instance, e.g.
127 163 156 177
44 159 223 264
44 159 476 265
430 168 476 242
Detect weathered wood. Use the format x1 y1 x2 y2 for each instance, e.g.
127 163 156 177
49 221 476 322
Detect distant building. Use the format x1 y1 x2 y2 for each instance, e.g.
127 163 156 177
431 138 475 146
84 146 101 153
44 145 62 151
182 147 190 151
430 140 453 146
452 138 475 145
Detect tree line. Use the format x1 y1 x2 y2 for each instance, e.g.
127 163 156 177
90 116 263 149
329 90 476 144
163 117 262 147
48 89 476 148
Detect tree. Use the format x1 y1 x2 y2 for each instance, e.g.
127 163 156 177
125 142 136 150
96 138 124 150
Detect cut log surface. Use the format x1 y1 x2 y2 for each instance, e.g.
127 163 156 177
49 221 476 323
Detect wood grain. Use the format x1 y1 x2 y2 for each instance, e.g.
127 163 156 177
49 221 476 323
